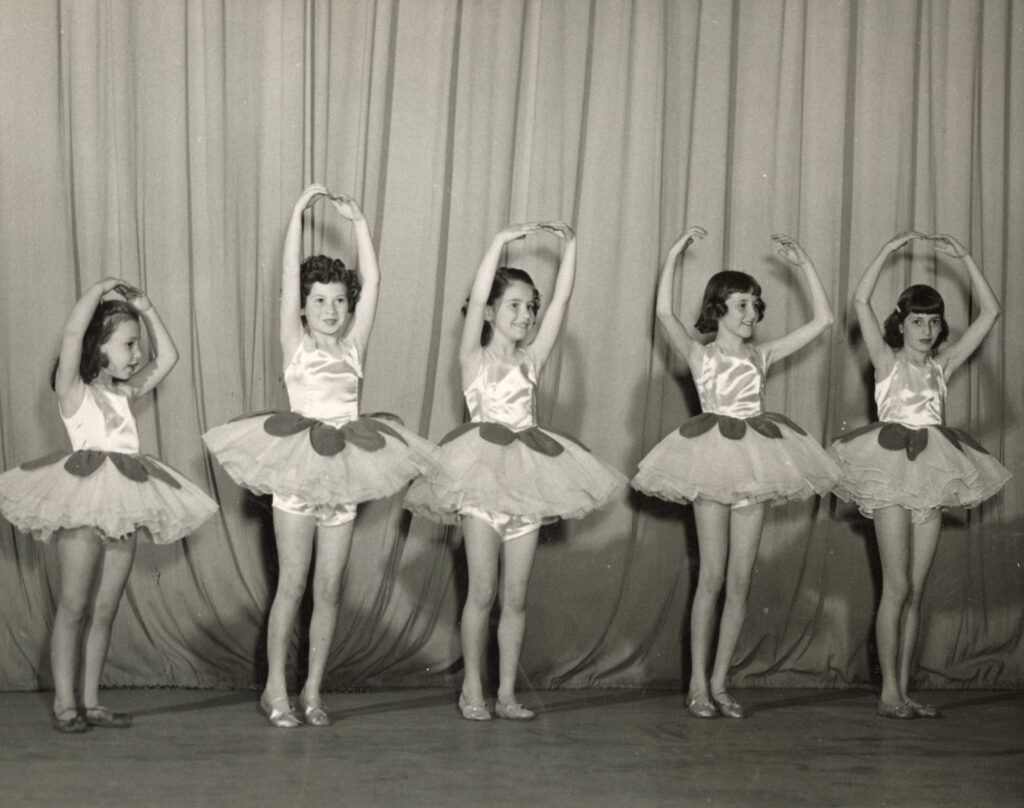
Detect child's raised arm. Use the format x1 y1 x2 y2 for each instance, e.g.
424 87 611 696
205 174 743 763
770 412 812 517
851 232 924 373
459 222 543 377
55 277 124 410
329 194 379 358
526 221 576 371
760 234 834 366
933 234 1001 378
120 284 179 401
655 226 707 373
280 183 329 360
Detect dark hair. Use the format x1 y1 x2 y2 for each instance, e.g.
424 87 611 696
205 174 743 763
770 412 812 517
882 284 949 350
695 271 766 334
462 267 540 346
50 299 140 389
299 255 361 311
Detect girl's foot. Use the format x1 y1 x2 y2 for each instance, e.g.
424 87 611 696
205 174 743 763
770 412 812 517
259 693 301 728
905 699 941 719
495 700 535 721
876 699 916 719
299 694 331 727
458 691 492 721
83 705 132 728
711 691 745 719
50 707 88 734
686 691 718 719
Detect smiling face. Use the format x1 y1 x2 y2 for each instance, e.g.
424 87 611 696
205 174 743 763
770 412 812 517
717 291 759 341
99 319 143 382
901 312 943 353
485 280 537 346
302 281 351 337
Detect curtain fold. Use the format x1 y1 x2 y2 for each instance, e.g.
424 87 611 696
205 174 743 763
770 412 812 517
0 0 1020 691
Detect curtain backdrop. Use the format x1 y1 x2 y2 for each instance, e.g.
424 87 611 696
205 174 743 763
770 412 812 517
1 0 1021 692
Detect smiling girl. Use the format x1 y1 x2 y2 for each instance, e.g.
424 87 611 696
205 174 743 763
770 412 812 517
632 227 838 719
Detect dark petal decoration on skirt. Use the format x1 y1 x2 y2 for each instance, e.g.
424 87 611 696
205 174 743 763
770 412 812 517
264 412 317 437
516 427 564 457
64 450 108 477
763 412 808 436
716 415 747 440
877 423 928 460
748 416 783 439
309 422 347 456
19 450 69 471
110 453 150 482
938 426 989 455
678 412 719 438
479 422 517 446
363 411 404 426
543 425 591 453
360 418 409 447
341 419 386 452
835 422 881 443
140 456 183 489
440 421 481 446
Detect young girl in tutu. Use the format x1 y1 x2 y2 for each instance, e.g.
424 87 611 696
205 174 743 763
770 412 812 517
830 232 1009 719
0 279 217 732
404 222 625 720
632 226 838 719
203 184 436 728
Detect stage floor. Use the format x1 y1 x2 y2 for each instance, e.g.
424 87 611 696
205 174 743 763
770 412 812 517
1 687 1021 807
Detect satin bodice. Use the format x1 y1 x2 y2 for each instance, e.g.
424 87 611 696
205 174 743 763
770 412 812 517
696 343 766 418
464 349 537 431
284 336 362 427
875 353 945 427
61 384 140 453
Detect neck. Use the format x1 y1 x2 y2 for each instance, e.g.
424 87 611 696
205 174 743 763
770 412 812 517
899 345 931 364
714 331 747 353
486 335 521 360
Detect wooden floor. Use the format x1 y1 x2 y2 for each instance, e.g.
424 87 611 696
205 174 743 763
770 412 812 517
1 687 1021 807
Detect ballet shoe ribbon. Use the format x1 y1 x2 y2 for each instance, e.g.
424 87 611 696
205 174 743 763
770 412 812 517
20 450 182 488
253 410 408 457
678 412 807 440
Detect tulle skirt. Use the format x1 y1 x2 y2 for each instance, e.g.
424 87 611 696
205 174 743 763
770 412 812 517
203 410 438 506
0 450 218 543
829 421 1011 523
631 411 840 507
403 421 627 525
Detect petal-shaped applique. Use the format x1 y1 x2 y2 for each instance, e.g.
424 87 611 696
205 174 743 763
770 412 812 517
717 416 747 440
140 456 183 489
440 422 481 446
939 426 989 455
877 423 909 452
64 450 108 477
748 416 783 439
479 422 516 446
763 412 808 436
678 412 718 439
264 412 316 437
835 422 881 444
543 426 591 453
110 453 150 482
908 428 928 460
309 423 347 456
19 450 69 471
342 419 387 452
365 418 409 447
516 428 564 457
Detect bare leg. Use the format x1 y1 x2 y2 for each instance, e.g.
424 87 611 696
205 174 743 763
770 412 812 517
496 529 540 708
708 503 765 702
873 506 912 709
300 519 354 714
79 534 137 712
460 516 501 707
263 508 317 707
689 500 730 700
51 528 103 716
898 510 942 712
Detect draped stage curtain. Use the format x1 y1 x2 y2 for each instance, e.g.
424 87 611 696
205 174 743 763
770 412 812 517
1 0 1021 692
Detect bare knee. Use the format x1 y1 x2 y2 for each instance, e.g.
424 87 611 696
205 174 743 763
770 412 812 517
275 571 309 604
881 574 910 607
56 595 91 627
312 577 342 608
501 585 529 617
466 578 498 611
695 568 725 601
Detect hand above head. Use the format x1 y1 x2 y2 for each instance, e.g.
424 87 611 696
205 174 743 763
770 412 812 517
881 231 928 253
328 193 365 222
112 282 153 312
538 220 576 241
296 183 330 212
495 222 545 244
771 233 812 266
931 233 968 258
672 226 707 252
